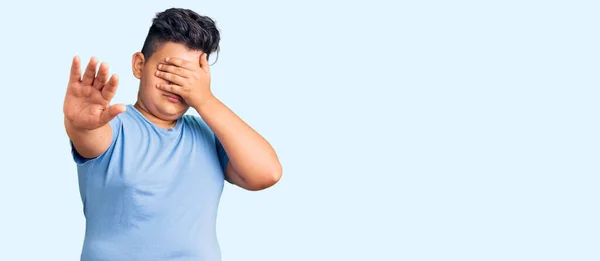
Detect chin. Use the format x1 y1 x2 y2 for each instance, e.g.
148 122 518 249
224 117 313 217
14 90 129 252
150 100 188 120
160 103 189 118
137 92 189 121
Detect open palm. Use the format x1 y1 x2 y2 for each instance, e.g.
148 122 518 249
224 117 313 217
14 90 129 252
63 56 125 130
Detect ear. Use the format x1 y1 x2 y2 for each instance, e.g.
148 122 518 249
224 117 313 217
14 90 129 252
132 52 145 79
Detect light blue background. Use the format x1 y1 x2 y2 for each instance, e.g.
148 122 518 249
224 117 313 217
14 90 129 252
0 0 598 260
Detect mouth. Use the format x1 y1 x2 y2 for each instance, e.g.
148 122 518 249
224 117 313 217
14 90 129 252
163 93 184 103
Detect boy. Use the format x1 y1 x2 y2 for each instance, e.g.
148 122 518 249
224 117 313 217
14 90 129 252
63 8 282 261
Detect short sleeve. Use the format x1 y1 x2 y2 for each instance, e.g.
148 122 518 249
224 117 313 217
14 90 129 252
215 136 229 172
70 116 123 166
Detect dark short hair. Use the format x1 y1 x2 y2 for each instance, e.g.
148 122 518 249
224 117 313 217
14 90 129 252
141 8 220 63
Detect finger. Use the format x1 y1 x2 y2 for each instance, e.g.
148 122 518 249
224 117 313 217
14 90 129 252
69 56 82 83
101 74 119 101
157 63 190 78
156 83 184 95
100 104 126 124
199 53 210 73
164 57 196 70
93 62 109 90
82 57 98 86
155 70 186 86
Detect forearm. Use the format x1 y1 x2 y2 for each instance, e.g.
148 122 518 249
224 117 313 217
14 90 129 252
65 117 113 159
194 96 282 185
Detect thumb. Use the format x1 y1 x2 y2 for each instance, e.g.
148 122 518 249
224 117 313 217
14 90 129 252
101 104 126 124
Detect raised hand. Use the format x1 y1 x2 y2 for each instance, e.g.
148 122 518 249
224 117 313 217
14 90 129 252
154 53 213 109
63 56 126 130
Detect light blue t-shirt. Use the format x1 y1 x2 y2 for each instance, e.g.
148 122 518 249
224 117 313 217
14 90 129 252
71 105 229 261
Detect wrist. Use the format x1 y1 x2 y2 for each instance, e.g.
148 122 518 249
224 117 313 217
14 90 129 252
64 117 94 135
191 94 219 113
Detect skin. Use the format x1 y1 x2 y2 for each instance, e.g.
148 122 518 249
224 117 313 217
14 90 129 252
64 42 282 191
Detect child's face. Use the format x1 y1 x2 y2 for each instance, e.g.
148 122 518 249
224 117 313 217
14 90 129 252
133 41 203 121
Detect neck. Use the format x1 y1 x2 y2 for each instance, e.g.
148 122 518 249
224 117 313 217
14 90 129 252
133 101 177 130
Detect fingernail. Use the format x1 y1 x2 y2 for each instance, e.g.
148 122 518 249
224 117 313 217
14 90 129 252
165 57 170 62
158 64 162 69
155 71 159 76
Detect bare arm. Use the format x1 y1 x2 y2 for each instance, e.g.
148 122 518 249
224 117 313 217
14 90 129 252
197 97 282 191
65 118 113 159
63 56 125 159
